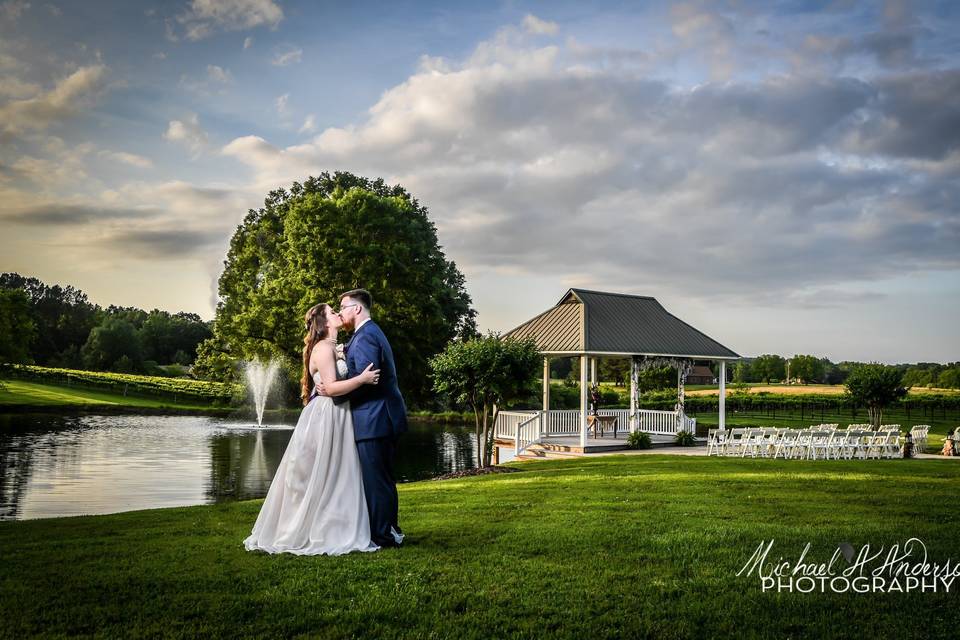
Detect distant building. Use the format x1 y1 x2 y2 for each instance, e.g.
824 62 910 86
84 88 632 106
687 365 716 385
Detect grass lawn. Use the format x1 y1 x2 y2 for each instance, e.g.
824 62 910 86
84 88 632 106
0 379 219 412
1 455 958 639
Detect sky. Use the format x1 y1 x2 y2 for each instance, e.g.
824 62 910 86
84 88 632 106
1 0 958 364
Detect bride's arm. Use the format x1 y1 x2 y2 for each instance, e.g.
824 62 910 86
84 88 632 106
311 343 379 397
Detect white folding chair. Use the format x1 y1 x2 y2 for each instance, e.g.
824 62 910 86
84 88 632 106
707 428 727 456
808 429 833 460
794 428 815 459
884 428 903 459
725 428 746 457
774 429 799 459
763 428 785 458
740 428 762 457
827 429 849 460
843 430 870 459
910 425 930 454
864 430 884 459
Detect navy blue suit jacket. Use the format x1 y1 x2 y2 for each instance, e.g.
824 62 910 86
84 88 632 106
336 320 408 441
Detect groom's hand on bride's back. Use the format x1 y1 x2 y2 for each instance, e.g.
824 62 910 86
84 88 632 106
314 363 380 396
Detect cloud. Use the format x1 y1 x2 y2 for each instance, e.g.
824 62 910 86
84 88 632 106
272 45 302 66
163 113 209 156
96 227 227 258
275 92 288 114
178 65 233 93
218 17 960 308
0 64 107 134
0 74 41 99
99 150 154 169
838 69 960 160
243 36 253 50
1 178 254 265
522 14 559 36
6 140 97 185
298 114 316 134
0 1 30 22
176 0 283 41
206 64 232 83
6 203 162 225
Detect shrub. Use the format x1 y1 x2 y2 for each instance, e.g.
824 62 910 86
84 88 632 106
600 387 621 406
674 430 696 446
627 431 652 449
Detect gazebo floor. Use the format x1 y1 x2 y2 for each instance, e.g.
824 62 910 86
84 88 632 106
495 432 705 458
539 433 680 453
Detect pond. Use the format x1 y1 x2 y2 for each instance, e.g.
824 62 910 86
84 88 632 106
0 413 482 521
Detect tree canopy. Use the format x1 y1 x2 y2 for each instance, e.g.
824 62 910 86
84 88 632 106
196 171 477 406
0 288 36 364
751 354 786 383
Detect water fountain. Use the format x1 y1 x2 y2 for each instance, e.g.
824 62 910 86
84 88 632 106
244 359 280 427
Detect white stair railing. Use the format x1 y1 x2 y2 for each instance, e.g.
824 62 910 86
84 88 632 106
495 411 536 440
515 412 543 456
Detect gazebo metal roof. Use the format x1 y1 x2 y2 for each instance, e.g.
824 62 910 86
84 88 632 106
503 289 740 360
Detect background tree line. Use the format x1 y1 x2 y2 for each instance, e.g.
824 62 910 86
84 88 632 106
0 273 212 376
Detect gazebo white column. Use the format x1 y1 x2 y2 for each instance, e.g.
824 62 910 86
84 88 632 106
579 355 588 448
629 356 638 433
590 358 597 385
542 357 550 412
719 361 726 430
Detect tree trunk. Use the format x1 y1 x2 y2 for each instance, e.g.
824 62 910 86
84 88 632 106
480 404 489 467
484 405 499 467
472 406 483 468
868 405 882 428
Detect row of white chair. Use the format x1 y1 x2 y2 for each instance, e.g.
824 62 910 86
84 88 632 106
910 425 930 453
706 426 906 460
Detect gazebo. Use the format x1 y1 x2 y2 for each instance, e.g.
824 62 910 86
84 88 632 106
493 289 740 458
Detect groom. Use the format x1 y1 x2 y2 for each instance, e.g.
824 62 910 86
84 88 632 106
317 288 408 548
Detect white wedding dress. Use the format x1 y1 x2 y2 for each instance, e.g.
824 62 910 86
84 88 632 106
243 359 380 556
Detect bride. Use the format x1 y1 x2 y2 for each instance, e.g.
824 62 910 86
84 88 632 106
243 303 382 555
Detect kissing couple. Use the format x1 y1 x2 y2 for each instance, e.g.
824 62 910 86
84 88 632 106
244 288 408 555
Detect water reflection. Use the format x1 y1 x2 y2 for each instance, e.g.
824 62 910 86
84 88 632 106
0 413 477 521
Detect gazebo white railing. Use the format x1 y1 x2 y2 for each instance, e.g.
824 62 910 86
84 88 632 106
495 408 696 454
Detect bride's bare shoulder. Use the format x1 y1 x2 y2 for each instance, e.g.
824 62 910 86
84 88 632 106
310 341 336 361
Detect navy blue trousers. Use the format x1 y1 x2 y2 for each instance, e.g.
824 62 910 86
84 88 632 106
355 435 401 547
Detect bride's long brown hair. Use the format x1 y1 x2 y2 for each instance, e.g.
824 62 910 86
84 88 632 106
301 303 330 405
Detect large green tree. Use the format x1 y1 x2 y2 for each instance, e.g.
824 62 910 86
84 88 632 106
844 363 907 427
788 354 824 384
197 172 477 406
80 317 144 372
0 288 36 364
751 354 786 383
137 311 212 364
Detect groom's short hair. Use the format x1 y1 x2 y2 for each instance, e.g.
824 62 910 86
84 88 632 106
341 288 372 311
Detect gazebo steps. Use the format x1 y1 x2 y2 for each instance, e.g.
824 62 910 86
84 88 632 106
515 435 703 459
515 445 583 460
